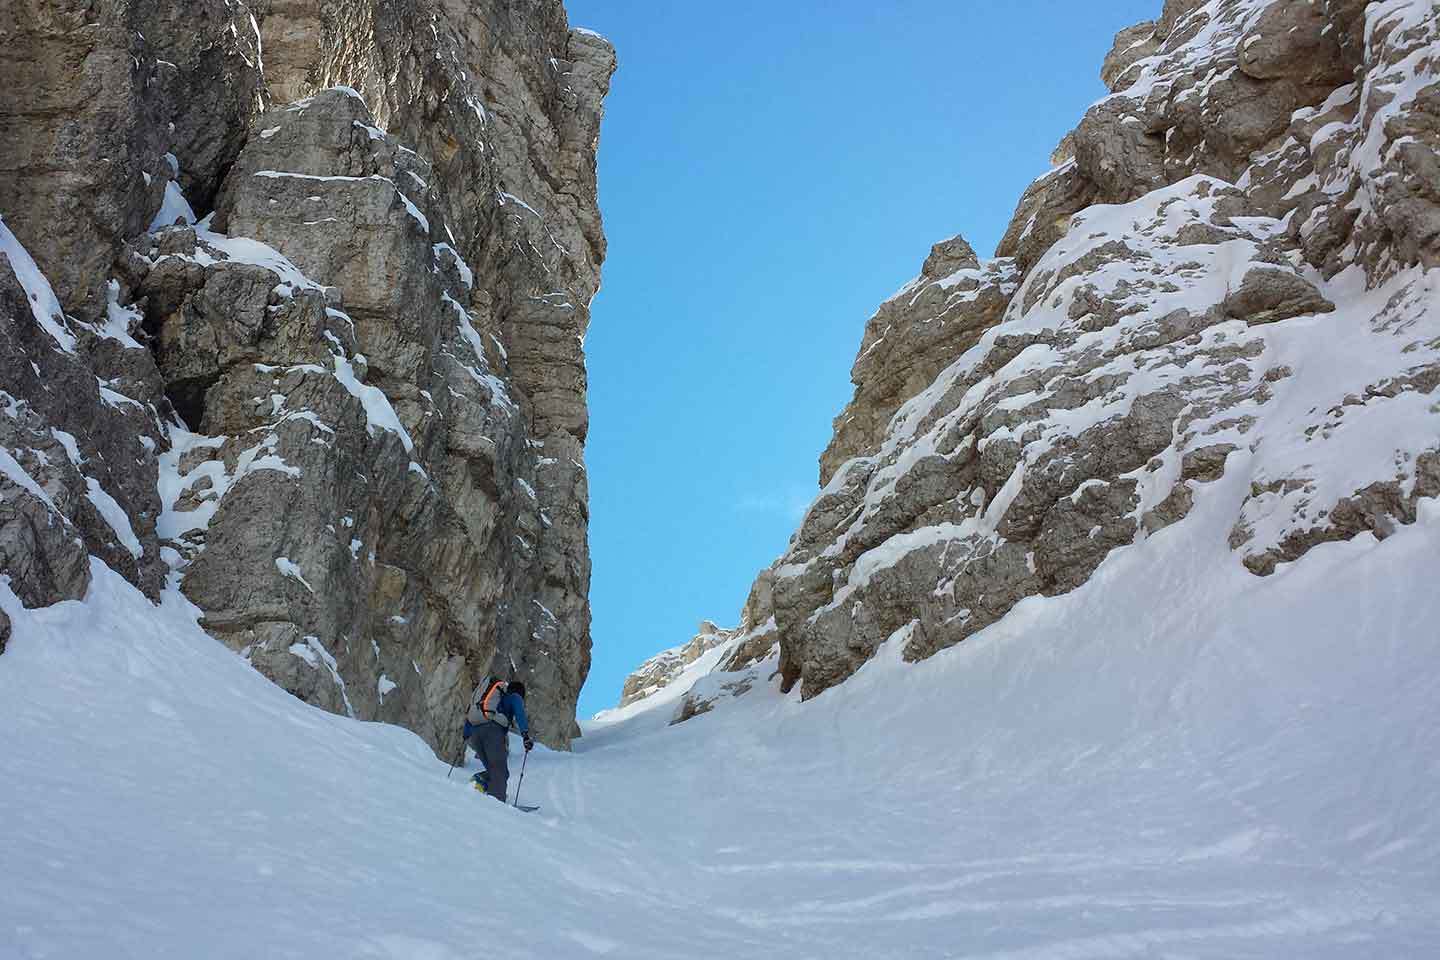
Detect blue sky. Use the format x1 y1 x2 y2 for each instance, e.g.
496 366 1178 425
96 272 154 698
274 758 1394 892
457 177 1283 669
567 0 1158 716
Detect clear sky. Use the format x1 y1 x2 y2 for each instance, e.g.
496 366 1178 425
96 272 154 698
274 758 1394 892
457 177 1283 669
566 0 1159 717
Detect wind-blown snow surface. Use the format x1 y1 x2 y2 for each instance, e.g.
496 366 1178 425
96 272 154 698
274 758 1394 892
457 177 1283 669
4 476 1440 957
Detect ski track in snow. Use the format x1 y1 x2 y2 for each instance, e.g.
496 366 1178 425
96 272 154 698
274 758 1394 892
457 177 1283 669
2 470 1439 957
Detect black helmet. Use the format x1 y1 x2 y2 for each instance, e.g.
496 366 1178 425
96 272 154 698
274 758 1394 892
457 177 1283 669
508 680 526 699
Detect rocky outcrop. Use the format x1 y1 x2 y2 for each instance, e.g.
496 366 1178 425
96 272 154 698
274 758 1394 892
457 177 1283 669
612 611 775 727
820 237 1018 485
1 0 611 755
651 0 1440 707
1 220 171 609
616 621 739 709
774 0 1440 698
668 669 757 727
720 565 782 673
998 0 1367 279
610 566 781 717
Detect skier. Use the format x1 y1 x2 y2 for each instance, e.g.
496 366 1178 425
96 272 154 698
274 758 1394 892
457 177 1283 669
463 677 533 802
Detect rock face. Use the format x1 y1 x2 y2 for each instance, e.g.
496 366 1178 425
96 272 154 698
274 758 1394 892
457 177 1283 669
0 0 264 320
0 0 611 754
623 0 1440 711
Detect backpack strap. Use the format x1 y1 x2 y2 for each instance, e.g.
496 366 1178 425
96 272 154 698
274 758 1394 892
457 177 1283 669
480 679 508 725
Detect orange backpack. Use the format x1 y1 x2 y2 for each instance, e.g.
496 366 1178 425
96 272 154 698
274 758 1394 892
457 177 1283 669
466 677 509 728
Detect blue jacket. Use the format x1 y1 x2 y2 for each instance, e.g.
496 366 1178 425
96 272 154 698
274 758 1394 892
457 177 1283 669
498 691 529 735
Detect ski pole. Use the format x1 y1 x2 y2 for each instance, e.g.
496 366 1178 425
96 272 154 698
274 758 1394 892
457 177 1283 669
512 748 529 808
446 736 465 779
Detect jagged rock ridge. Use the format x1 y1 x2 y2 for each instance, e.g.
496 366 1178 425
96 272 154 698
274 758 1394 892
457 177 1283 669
614 621 740 709
0 0 613 752
619 0 1440 714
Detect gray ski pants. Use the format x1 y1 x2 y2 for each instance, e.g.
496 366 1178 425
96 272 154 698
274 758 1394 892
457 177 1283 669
467 721 510 801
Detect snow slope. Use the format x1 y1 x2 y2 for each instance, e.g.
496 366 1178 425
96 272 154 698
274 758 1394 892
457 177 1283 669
4 456 1439 958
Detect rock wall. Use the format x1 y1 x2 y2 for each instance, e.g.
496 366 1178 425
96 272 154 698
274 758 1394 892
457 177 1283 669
0 0 612 753
0 0 264 320
621 0 1440 711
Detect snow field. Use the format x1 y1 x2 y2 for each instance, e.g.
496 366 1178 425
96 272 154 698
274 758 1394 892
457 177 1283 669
3 448 1439 957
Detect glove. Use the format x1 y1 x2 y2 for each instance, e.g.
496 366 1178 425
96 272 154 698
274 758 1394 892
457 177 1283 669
523 735 534 753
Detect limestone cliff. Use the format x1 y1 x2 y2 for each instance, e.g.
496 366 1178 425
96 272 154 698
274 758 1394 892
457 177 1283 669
621 0 1440 714
0 0 612 752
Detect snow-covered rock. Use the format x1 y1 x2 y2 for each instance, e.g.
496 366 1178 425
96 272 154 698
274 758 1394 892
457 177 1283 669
652 0 1440 703
611 565 782 718
1 221 171 607
615 621 741 709
820 236 1020 485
